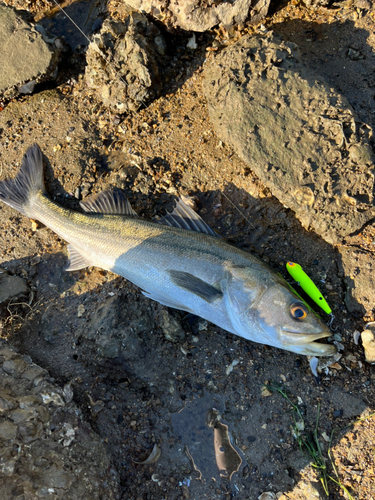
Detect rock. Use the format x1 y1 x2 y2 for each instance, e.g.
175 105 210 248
0 271 28 305
77 304 85 317
361 328 375 363
0 390 17 414
97 337 120 358
0 340 120 499
258 493 277 500
124 0 271 31
0 420 17 440
301 0 330 6
2 357 28 377
202 32 375 245
355 0 371 9
159 310 185 343
339 247 375 315
330 387 366 418
0 5 61 99
85 12 163 112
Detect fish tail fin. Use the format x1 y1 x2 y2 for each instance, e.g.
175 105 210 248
0 144 46 216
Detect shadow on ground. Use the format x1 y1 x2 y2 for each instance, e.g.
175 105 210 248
1 179 373 499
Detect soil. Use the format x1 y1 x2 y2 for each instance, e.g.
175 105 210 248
0 1 375 499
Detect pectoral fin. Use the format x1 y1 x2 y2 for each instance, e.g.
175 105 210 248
168 270 222 303
66 244 91 271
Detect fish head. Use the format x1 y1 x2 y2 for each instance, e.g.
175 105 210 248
255 283 337 355
224 266 337 356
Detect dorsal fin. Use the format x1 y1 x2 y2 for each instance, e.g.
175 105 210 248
80 189 137 216
157 197 220 238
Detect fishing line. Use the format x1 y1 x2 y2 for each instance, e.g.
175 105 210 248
45 1 336 329
217 187 280 254
49 0 275 253
52 0 92 45
219 187 336 329
51 0 137 99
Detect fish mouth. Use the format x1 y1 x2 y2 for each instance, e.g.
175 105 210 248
296 341 337 356
280 329 337 356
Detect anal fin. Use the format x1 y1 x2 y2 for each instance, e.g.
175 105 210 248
66 244 91 271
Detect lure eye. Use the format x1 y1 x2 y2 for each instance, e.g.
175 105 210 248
290 303 308 320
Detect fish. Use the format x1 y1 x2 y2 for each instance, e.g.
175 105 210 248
0 144 337 356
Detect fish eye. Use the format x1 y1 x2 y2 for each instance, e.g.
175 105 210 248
290 303 308 320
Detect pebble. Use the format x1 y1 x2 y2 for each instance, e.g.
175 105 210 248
258 493 277 500
0 272 28 305
2 357 28 376
77 304 85 317
361 329 375 363
0 420 17 440
159 310 185 343
154 35 167 56
198 319 208 331
97 337 120 358
187 34 198 50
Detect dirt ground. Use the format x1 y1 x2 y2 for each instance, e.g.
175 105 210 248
0 1 375 499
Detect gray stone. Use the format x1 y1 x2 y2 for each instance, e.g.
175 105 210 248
128 315 153 334
97 337 120 358
330 388 367 419
0 339 120 498
18 395 40 408
0 391 17 414
0 348 17 361
339 247 375 315
0 271 28 305
42 467 73 489
124 0 271 31
22 365 48 383
202 32 375 245
2 357 28 377
0 420 17 440
0 456 17 476
85 12 163 112
18 420 45 443
10 408 35 424
0 5 60 99
38 391 65 406
159 310 185 343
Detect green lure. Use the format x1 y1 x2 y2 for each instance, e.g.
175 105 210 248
286 262 332 315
